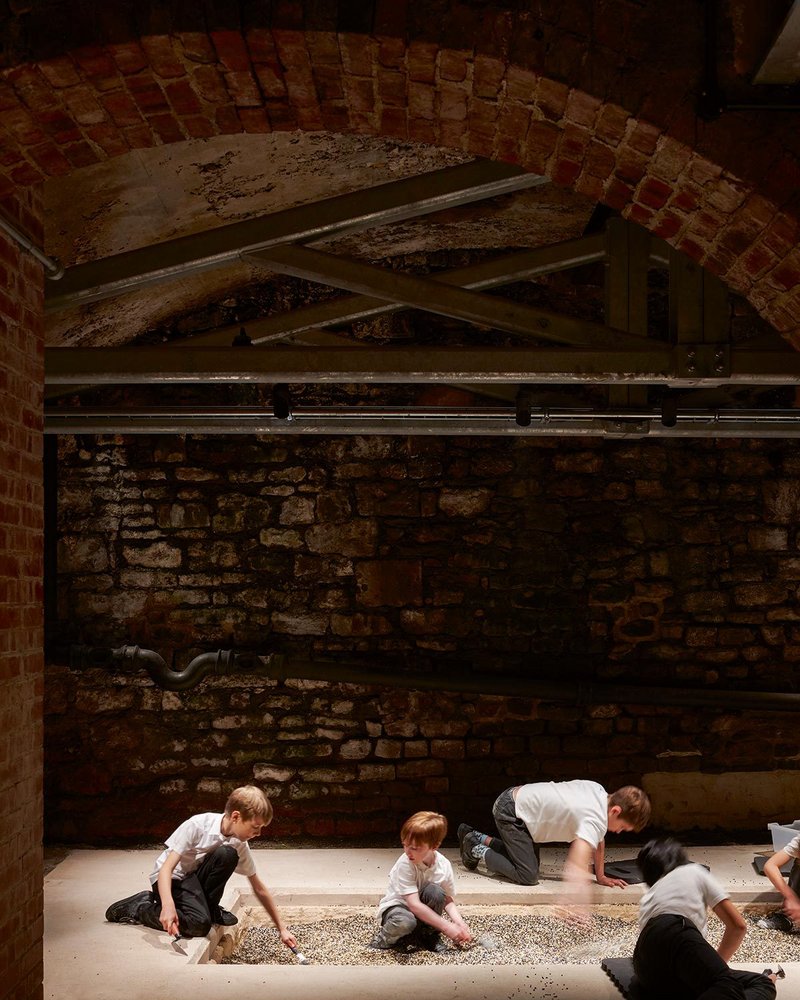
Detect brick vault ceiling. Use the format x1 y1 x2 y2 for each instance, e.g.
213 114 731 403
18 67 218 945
43 131 596 349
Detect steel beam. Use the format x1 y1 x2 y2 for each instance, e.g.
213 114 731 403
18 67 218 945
45 160 549 311
46 344 800 386
185 236 608 347
248 245 651 350
605 218 650 407
45 344 674 384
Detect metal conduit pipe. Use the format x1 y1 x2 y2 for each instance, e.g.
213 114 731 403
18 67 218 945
72 644 241 691
0 211 64 279
70 644 800 711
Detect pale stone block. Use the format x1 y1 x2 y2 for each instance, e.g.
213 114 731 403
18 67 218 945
643 769 800 830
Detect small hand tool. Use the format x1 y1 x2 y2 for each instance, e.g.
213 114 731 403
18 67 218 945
171 933 187 955
290 945 310 965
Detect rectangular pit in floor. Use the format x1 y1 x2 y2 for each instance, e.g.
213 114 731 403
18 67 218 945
206 901 797 967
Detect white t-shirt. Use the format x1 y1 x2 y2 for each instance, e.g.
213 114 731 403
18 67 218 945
638 863 727 938
377 851 456 918
149 812 256 884
513 780 608 849
784 832 800 859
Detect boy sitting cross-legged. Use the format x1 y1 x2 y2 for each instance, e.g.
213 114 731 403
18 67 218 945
105 784 297 949
370 810 474 953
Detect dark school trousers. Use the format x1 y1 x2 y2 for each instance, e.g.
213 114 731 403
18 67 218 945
481 786 541 885
789 859 800 894
138 844 239 937
633 913 776 1000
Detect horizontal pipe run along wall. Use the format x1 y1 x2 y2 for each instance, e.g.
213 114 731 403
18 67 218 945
68 643 800 711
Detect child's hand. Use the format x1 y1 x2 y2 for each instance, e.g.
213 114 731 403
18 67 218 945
280 928 298 949
160 906 179 936
447 923 472 945
554 904 591 929
783 901 800 927
596 874 628 889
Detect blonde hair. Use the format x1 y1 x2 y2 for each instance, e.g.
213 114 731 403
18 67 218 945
225 785 273 824
608 785 651 832
400 810 447 847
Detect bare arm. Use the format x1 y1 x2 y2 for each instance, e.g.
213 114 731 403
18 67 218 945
712 898 746 964
248 873 297 949
403 891 471 944
557 837 594 923
156 851 182 935
443 899 473 940
764 850 800 925
563 837 593 889
593 839 627 889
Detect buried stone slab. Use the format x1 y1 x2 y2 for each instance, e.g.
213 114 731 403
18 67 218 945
214 904 800 967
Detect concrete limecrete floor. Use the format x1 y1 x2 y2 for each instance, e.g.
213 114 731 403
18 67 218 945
45 843 797 1000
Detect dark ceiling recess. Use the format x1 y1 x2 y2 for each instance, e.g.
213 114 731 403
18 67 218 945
697 0 800 120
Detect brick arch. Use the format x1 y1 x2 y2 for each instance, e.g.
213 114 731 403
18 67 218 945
3 27 798 344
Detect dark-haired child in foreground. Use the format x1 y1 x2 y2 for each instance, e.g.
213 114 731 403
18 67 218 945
370 810 473 952
105 785 296 949
634 837 782 1000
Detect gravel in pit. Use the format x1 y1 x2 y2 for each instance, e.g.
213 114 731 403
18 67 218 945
220 904 800 967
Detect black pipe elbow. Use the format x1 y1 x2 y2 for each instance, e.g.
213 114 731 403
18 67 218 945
113 645 237 691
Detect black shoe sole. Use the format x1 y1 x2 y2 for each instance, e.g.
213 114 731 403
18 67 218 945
458 824 479 871
105 890 152 924
214 908 238 926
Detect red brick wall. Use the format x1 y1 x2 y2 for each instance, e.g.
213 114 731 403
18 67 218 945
0 189 44 998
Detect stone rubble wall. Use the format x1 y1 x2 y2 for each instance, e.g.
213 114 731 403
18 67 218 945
46 433 800 842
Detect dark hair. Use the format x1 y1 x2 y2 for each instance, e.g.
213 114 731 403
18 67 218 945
636 837 689 887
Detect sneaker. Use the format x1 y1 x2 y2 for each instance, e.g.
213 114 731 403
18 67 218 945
368 930 393 950
457 822 473 844
459 826 479 871
105 890 153 924
462 830 489 870
214 907 238 926
422 935 447 953
762 965 786 980
457 824 477 870
757 912 794 932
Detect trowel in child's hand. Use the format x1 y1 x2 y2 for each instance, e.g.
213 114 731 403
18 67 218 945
290 945 310 965
171 933 187 955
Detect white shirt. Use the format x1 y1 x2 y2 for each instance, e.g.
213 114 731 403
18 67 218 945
513 780 608 849
638 863 727 938
149 812 256 884
377 851 456 918
784 832 800 859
